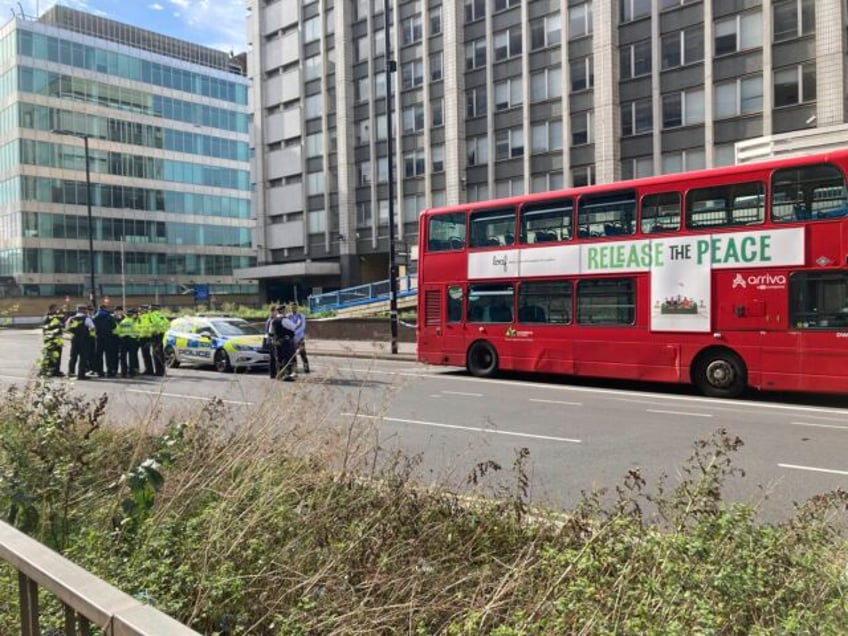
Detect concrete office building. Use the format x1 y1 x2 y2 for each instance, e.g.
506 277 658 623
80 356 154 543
0 6 254 302
242 0 845 299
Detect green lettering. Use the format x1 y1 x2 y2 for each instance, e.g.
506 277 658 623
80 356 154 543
588 247 599 270
653 242 664 267
627 245 641 268
740 236 757 262
640 242 652 267
613 245 625 268
759 235 772 262
724 237 740 263
711 238 721 264
696 239 710 265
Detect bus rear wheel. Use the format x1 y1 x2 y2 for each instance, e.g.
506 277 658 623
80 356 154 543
467 341 498 378
694 350 747 398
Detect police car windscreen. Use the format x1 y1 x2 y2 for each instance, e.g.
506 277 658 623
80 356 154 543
212 320 263 336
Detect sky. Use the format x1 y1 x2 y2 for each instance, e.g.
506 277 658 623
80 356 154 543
3 0 248 53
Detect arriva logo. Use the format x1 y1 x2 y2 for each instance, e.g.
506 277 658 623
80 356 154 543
732 273 787 290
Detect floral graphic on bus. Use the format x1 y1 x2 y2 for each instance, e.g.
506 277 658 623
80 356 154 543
658 295 701 315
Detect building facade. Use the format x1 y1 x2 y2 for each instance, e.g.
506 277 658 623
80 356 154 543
242 0 846 299
0 6 255 302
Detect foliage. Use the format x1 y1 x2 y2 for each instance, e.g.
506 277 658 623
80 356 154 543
0 381 845 635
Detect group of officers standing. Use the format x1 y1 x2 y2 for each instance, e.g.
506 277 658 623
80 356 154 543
40 303 169 380
266 302 309 381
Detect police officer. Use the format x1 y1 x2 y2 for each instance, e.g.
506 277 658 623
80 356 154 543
137 305 155 375
148 304 169 376
115 307 140 378
288 302 310 374
269 305 297 381
92 304 118 377
39 304 65 377
65 304 95 380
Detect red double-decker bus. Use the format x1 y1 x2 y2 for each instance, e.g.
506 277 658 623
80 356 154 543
417 150 848 398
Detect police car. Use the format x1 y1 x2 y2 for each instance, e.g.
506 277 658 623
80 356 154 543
164 316 270 372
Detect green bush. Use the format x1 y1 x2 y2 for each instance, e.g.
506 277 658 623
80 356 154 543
0 382 846 634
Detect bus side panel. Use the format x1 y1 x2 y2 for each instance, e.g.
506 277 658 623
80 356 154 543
509 329 575 374
572 335 682 383
761 332 848 393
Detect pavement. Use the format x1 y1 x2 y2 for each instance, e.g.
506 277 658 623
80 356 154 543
306 338 417 361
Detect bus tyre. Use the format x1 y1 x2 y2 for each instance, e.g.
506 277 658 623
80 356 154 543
694 350 747 398
467 341 498 378
164 345 179 369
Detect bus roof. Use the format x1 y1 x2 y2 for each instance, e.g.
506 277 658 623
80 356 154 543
419 147 848 218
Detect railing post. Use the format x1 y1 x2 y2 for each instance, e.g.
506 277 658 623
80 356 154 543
18 572 38 636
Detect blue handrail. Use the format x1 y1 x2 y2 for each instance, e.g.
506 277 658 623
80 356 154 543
308 274 417 313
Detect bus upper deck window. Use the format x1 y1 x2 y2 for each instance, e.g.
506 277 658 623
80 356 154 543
772 164 848 222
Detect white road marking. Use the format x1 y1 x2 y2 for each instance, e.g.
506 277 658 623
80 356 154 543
529 398 583 407
647 408 714 419
778 463 848 477
126 389 253 406
356 368 848 417
441 390 483 397
341 412 581 444
790 421 848 431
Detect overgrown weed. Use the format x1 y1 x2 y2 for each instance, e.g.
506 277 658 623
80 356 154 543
0 378 845 634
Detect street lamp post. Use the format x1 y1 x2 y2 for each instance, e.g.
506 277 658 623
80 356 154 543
384 0 399 355
54 130 96 307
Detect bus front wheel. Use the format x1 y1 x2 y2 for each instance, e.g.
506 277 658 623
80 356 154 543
467 341 499 378
693 350 747 398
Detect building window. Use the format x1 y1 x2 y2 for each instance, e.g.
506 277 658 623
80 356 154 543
467 136 489 167
403 193 426 223
356 202 372 227
467 85 487 118
493 0 521 11
714 11 762 56
571 110 592 145
662 88 705 128
356 77 370 103
307 210 326 233
569 3 593 40
661 25 704 69
495 178 524 198
530 13 562 50
531 121 563 153
661 0 693 9
714 143 735 167
494 26 522 61
570 56 593 92
432 144 444 172
430 52 443 82
303 16 321 43
661 149 705 175
621 0 651 23
402 104 425 133
303 55 321 81
304 94 323 119
495 127 524 160
465 38 486 70
773 0 815 42
306 171 324 195
401 59 424 89
530 172 564 193
465 0 485 23
621 99 653 136
620 157 653 180
531 66 562 101
358 160 371 185
401 15 423 46
467 183 489 201
714 75 763 118
774 62 816 107
430 6 442 35
620 40 652 80
572 165 595 187
305 131 323 157
404 149 426 177
494 77 522 111
431 99 444 127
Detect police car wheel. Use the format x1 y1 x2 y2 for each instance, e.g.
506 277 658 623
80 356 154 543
214 349 233 373
164 346 180 369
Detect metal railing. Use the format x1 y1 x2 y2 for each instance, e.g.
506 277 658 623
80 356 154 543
308 274 418 313
0 520 200 636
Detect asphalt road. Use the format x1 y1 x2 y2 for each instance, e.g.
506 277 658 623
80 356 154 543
3 329 847 522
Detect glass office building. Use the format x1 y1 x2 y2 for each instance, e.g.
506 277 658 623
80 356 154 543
242 0 846 299
0 6 254 300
